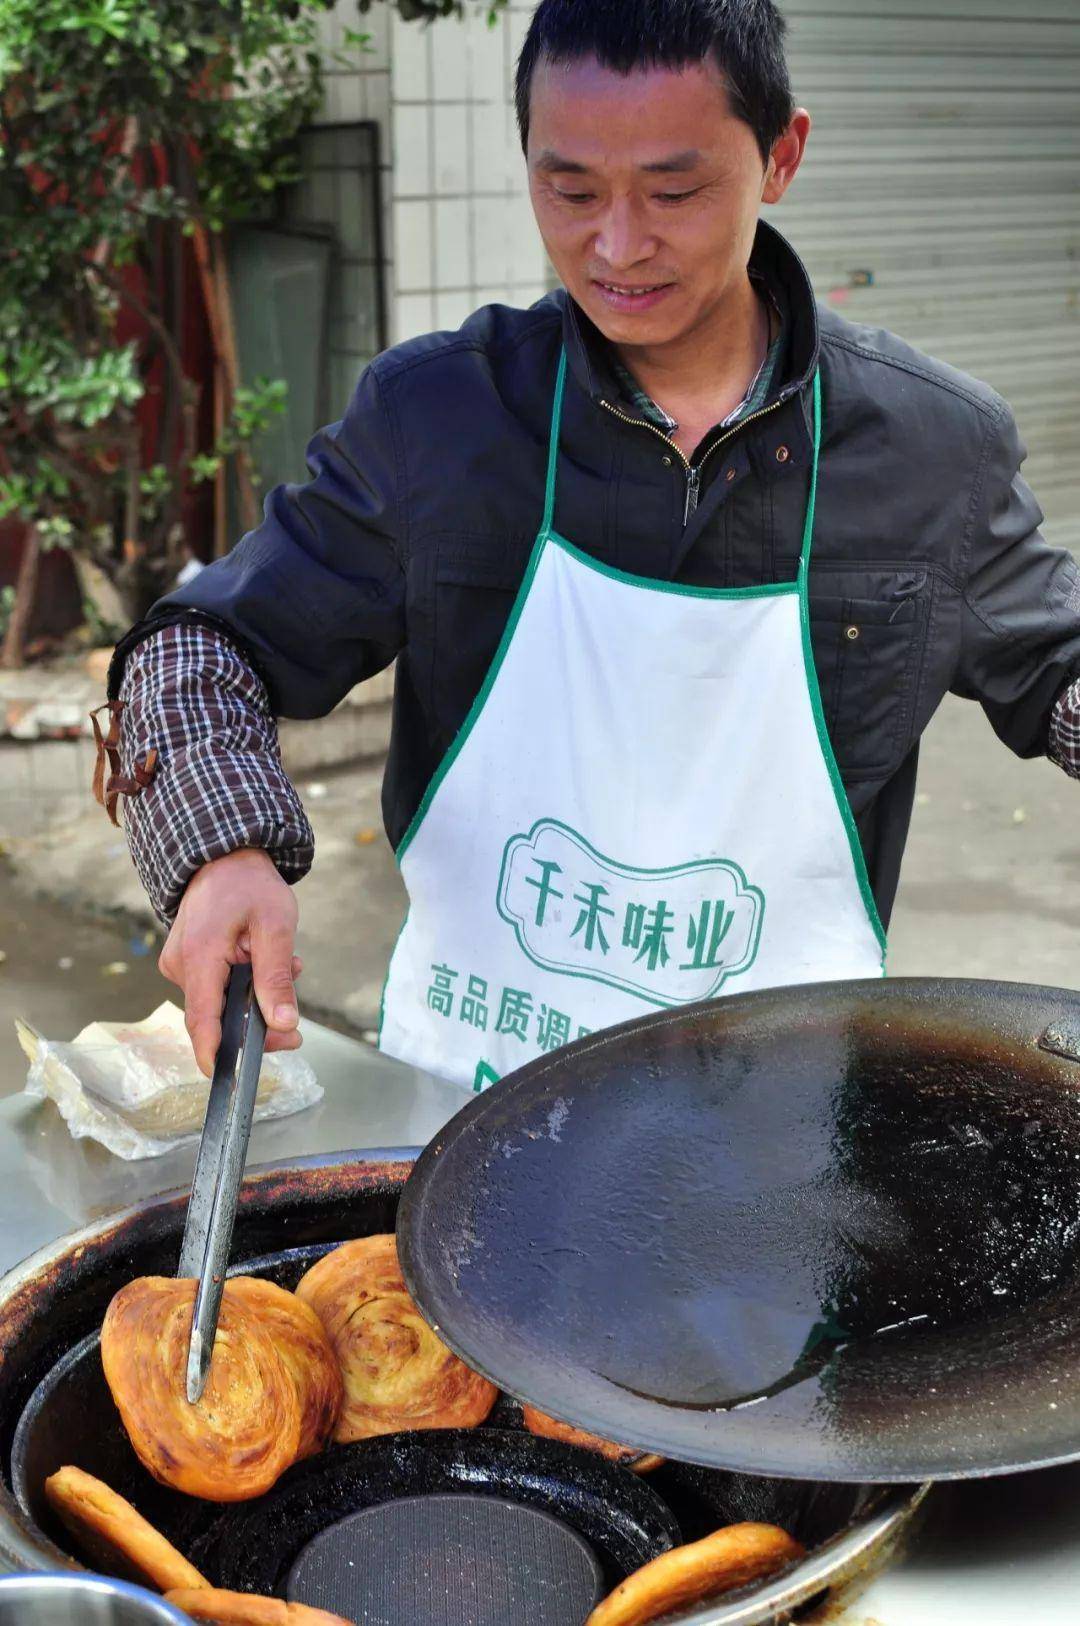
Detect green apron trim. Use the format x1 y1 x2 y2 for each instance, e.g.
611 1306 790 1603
540 345 567 536
376 530 552 1049
473 1059 501 1092
798 369 821 577
394 530 553 865
795 370 887 964
546 532 796 600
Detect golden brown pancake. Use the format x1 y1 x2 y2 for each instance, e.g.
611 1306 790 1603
44 1465 208 1592
225 1276 343 1459
101 1276 302 1500
584 1522 806 1626
165 1591 353 1624
295 1235 497 1442
520 1406 665 1473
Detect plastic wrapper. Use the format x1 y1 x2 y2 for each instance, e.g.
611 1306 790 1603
15 1001 322 1161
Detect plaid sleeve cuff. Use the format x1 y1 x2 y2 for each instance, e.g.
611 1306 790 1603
118 624 315 923
1049 678 1080 779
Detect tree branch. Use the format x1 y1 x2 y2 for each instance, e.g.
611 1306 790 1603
86 260 187 437
0 524 42 671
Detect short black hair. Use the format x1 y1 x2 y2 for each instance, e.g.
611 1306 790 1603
514 0 794 166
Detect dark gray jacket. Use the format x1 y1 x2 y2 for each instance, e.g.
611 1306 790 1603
113 220 1080 926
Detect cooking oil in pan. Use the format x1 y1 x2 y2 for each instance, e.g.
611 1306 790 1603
453 1023 1080 1437
572 1078 1080 1419
600 1302 941 1414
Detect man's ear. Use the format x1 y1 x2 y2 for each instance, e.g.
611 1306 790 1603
763 109 812 205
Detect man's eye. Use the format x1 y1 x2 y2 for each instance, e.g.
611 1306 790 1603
551 186 699 204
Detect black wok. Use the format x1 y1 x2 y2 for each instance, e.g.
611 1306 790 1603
399 977 1080 1483
0 1153 916 1626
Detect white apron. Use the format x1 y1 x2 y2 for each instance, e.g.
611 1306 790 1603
379 352 885 1090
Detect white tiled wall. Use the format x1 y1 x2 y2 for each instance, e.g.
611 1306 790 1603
392 104 432 193
388 1 556 344
308 2 555 359
393 199 432 291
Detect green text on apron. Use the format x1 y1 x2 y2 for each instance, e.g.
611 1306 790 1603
379 350 885 1090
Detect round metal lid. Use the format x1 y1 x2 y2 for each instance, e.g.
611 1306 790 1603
399 978 1080 1482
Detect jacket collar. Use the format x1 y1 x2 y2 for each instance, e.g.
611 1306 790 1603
553 217 820 413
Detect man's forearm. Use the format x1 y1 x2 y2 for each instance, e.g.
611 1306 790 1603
117 623 315 923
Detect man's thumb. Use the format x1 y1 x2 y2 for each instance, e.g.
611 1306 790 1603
250 919 299 1031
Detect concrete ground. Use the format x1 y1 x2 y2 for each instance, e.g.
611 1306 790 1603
886 695 1080 984
0 871 169 1098
2 692 1079 1102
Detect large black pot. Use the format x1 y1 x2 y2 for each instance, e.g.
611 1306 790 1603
0 1153 922 1625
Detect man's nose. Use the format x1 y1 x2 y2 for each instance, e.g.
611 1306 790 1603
593 199 656 270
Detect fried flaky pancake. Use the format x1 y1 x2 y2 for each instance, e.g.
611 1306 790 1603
520 1406 665 1473
585 1522 806 1626
101 1277 302 1500
295 1234 497 1442
44 1466 208 1593
225 1277 343 1459
165 1590 353 1625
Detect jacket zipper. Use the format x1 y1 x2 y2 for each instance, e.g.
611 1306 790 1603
599 395 789 527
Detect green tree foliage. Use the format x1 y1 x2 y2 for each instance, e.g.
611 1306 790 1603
0 0 504 641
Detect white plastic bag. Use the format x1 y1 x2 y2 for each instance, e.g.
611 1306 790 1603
15 1001 322 1160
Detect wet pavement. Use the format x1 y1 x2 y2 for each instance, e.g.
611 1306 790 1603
0 868 167 1100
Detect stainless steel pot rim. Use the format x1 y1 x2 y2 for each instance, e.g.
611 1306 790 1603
661 1482 930 1626
0 1148 420 1578
0 1570 192 1619
0 1146 421 1307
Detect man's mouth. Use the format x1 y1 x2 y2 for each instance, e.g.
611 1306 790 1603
595 281 671 295
591 279 676 312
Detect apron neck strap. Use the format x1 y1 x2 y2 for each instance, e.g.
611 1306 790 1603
541 346 569 537
797 369 822 584
543 347 822 575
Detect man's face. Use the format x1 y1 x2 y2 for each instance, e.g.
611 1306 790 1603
526 56 796 350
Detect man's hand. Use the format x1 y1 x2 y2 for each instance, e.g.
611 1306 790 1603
159 849 303 1077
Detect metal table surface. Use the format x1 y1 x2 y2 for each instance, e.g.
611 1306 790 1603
1 1021 1078 1623
0 1018 470 1261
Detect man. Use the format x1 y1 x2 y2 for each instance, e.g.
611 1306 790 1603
104 0 1080 1088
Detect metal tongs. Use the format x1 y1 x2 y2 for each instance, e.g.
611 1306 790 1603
178 964 267 1403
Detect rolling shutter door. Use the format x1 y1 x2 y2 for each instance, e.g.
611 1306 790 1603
771 0 1080 552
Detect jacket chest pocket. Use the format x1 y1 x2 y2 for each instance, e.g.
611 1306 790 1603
807 567 930 779
426 538 529 744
